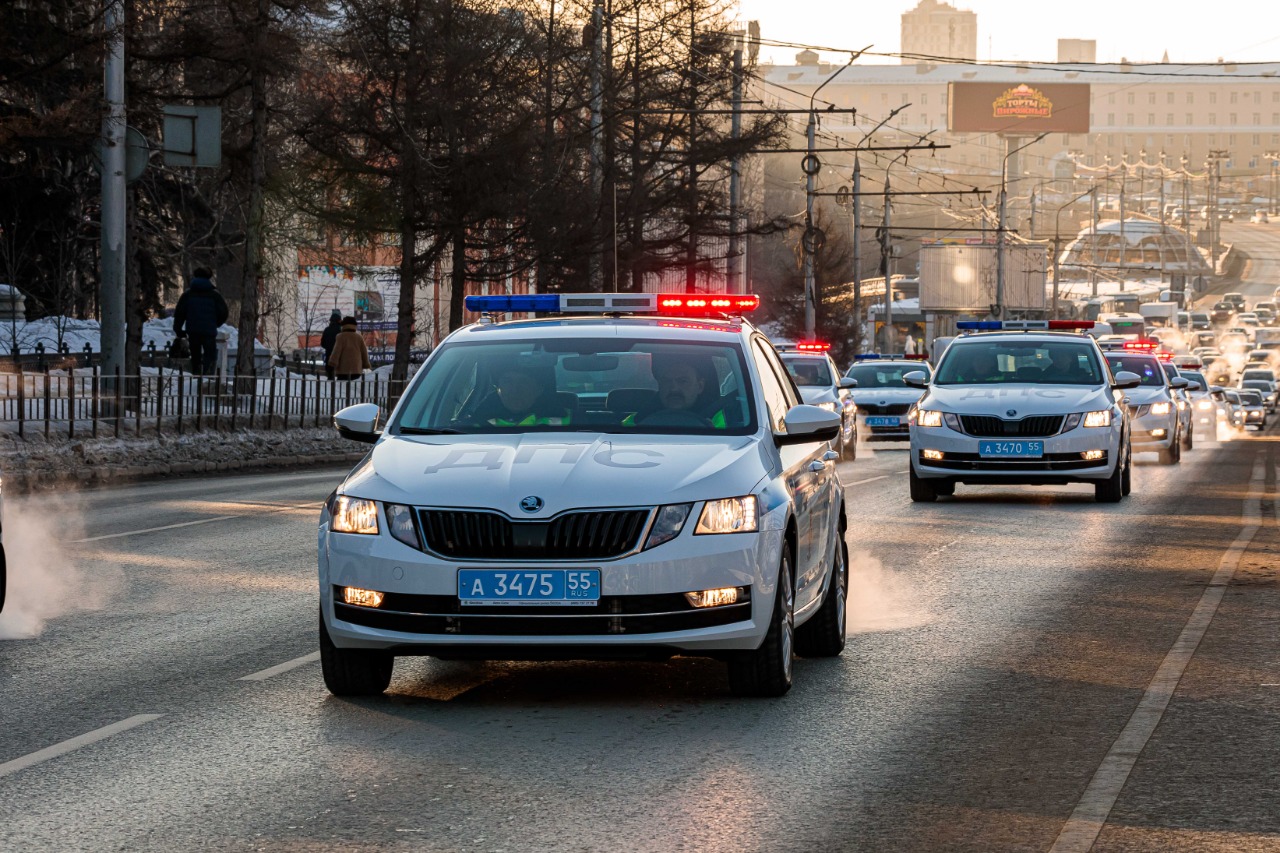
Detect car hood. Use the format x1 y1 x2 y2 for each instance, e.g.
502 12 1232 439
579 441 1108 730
1122 387 1174 404
798 387 839 406
340 433 768 517
920 383 1115 415
849 387 923 405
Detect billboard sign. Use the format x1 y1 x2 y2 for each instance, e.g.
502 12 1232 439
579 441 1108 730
948 82 1090 134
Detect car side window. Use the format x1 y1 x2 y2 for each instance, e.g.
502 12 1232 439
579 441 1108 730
751 340 792 432
755 339 803 408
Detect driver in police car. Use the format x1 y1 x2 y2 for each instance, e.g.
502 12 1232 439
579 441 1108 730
486 361 571 426
646 354 730 428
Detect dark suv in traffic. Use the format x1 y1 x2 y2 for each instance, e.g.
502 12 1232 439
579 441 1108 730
1210 301 1235 325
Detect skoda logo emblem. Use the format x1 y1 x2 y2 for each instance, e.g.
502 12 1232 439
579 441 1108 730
1006 409 1018 417
519 496 544 513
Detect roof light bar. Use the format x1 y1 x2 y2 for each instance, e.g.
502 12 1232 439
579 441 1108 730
795 340 830 352
465 292 761 316
1123 339 1160 352
956 321 1003 330
464 294 562 313
957 320 1094 333
656 294 760 314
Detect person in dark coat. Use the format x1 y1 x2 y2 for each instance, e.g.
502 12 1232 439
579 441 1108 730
327 316 371 380
319 309 342 380
173 267 229 375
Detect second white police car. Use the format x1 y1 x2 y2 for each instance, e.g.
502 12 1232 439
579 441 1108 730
907 321 1139 503
319 292 848 698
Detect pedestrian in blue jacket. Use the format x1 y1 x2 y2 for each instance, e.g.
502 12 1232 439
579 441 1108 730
173 267 229 376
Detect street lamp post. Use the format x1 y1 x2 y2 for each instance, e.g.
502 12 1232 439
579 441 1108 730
995 131 1048 319
1267 151 1280 216
1053 185 1099 318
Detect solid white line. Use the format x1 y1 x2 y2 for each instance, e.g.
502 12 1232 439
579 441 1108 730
238 651 321 682
1049 454 1265 853
70 515 240 543
845 475 890 486
0 714 163 780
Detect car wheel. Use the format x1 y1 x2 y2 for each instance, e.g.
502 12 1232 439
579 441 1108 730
909 466 937 502
842 428 857 461
319 608 394 696
0 543 6 614
728 549 794 697
795 521 847 658
933 480 956 496
1121 443 1132 496
1182 423 1194 450
1096 453 1124 503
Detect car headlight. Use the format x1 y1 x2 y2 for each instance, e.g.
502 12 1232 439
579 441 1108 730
1150 402 1172 415
916 409 944 428
1197 400 1213 410
331 496 379 534
385 503 420 549
643 503 692 550
1064 413 1083 430
1082 409 1112 428
814 401 838 412
695 496 758 535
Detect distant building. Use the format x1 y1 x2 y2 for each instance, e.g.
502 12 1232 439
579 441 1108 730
1058 39 1097 64
900 0 977 64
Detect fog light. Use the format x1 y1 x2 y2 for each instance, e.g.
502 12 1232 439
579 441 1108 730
1151 428 1167 437
922 449 944 461
685 587 741 608
343 586 385 608
1081 449 1105 461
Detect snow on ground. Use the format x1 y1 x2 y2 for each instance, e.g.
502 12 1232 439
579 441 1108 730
0 316 271 357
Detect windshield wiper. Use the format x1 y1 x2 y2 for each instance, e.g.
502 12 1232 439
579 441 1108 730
397 426 464 435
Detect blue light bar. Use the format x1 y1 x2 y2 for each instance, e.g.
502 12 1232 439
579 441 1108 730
465 294 562 313
956 321 1002 330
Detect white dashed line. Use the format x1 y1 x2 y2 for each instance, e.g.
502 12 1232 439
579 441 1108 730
70 515 240 543
0 714 163 780
845 475 890 486
238 651 321 682
1050 453 1266 853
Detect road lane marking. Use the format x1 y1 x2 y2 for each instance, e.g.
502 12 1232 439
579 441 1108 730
71 515 239 542
0 714 163 779
846 475 890 486
239 651 321 682
1050 454 1266 853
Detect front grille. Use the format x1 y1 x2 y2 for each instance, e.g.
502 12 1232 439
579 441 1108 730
921 451 1105 471
418 508 651 560
958 414 1065 437
859 402 913 415
333 588 752 636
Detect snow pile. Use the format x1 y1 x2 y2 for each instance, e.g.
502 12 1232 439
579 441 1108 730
0 316 271 357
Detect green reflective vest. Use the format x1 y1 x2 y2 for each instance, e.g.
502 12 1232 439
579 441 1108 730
489 412 571 427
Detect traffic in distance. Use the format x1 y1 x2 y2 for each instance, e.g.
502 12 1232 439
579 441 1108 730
317 290 1271 698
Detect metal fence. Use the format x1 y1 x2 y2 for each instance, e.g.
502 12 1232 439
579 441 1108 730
0 368 405 439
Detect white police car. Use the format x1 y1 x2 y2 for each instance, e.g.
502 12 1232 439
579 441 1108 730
319 292 848 698
843 355 931 441
1103 351 1186 464
777 342 858 459
907 321 1139 503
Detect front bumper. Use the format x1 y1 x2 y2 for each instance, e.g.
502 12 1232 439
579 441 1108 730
1130 412 1178 449
857 412 911 441
320 522 787 656
910 420 1118 484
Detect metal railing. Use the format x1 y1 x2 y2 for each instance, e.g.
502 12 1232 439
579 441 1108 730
0 367 405 439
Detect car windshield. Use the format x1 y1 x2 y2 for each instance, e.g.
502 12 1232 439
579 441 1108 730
780 355 833 386
1105 355 1166 387
1242 371 1274 381
844 362 931 388
1240 390 1264 404
934 340 1104 386
392 338 757 436
1160 363 1178 379
1242 381 1272 392
1181 370 1207 389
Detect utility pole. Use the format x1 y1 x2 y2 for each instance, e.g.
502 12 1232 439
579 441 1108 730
726 42 744 294
1118 155 1127 291
100 0 126 377
880 175 893 352
851 156 862 354
803 110 818 338
995 132 1046 319
1266 150 1279 216
1207 149 1229 273
588 0 604 291
1090 182 1099 298
1158 151 1167 284
684 3 698 294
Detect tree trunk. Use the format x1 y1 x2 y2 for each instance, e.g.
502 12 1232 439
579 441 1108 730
448 225 467 332
236 0 270 387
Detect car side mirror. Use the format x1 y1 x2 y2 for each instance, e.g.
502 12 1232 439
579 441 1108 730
1112 371 1142 390
1170 377 1190 389
334 403 382 443
776 404 842 446
1186 381 1203 392
838 377 857 389
902 370 929 389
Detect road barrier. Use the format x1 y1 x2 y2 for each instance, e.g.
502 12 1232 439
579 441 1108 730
0 367 405 439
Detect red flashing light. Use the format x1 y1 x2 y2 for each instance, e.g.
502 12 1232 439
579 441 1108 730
656 293 760 314
1048 320 1096 330
904 353 929 360
795 340 830 352
1155 350 1175 361
1123 339 1160 352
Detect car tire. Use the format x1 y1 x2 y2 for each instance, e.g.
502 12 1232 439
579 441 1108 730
909 466 937 502
1121 443 1132 496
795 520 847 659
1159 436 1182 465
933 480 956 496
728 549 794 697
1096 453 1124 503
1182 424 1194 451
0 543 6 614
319 609 394 696
842 430 857 461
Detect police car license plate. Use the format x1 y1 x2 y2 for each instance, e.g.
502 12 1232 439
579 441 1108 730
865 416 900 427
978 440 1044 458
458 569 600 606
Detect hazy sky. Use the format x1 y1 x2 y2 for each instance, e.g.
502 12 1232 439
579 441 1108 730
735 0 1280 66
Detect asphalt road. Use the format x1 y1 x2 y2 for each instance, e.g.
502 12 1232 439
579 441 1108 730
0 422 1277 852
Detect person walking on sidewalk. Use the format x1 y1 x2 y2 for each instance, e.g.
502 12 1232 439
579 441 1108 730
319 309 342 380
173 267 229 376
328 316 371 381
